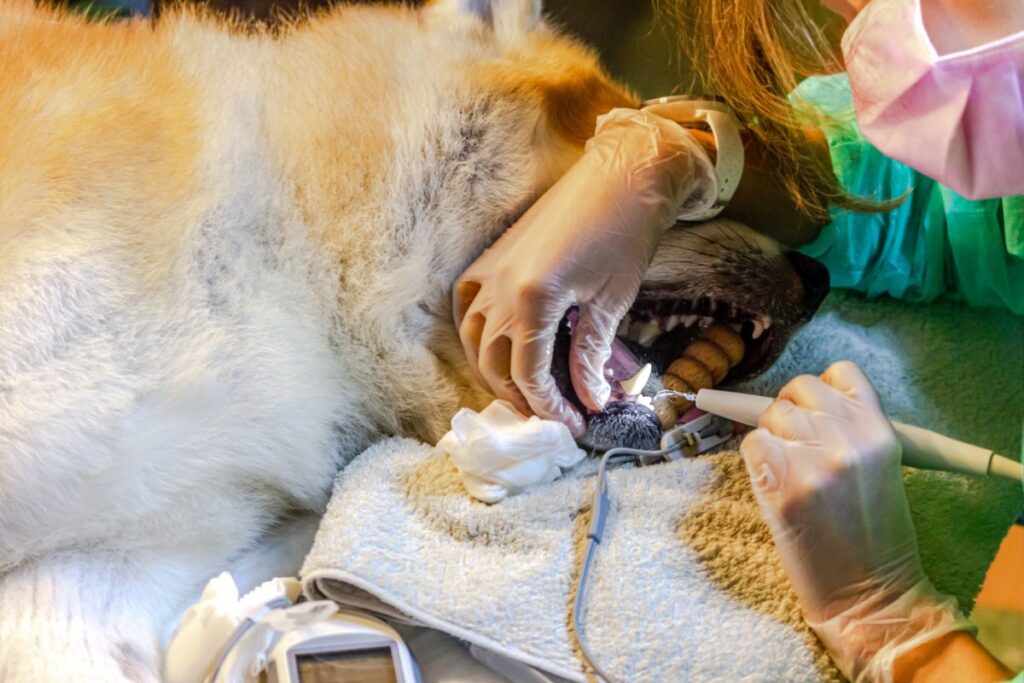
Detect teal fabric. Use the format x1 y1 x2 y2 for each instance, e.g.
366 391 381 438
792 74 1024 314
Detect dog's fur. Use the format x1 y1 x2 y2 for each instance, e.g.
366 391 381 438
0 0 824 679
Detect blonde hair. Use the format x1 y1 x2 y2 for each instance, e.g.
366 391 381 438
659 0 878 221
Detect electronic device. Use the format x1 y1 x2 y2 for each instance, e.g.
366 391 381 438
168 574 423 683
696 388 1022 482
264 609 420 683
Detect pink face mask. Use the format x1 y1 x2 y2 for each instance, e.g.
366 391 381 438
842 0 1024 200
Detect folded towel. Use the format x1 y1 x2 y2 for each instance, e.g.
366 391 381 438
302 435 1020 682
303 292 1022 682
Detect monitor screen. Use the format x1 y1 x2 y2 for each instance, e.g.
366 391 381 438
295 647 398 683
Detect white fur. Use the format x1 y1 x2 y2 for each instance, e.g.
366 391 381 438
0 1 794 679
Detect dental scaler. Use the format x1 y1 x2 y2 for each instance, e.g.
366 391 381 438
695 389 1023 483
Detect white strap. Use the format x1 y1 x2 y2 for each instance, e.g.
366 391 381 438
642 97 745 222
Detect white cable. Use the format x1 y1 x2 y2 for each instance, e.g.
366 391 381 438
572 443 687 683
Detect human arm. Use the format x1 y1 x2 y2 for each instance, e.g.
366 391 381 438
739 361 1007 682
893 630 1012 683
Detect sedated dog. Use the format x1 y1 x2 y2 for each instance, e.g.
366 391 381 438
0 0 827 679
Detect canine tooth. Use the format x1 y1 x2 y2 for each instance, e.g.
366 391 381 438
763 315 773 330
620 363 652 396
680 315 699 327
665 314 680 331
751 319 765 339
637 321 660 347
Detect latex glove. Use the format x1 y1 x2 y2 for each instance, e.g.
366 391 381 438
740 361 974 683
164 573 245 683
454 108 716 436
165 574 306 683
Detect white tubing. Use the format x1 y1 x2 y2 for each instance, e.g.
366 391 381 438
695 389 1023 483
694 389 772 427
989 454 1024 483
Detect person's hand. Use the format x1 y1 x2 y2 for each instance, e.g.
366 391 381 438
453 109 716 436
740 361 974 682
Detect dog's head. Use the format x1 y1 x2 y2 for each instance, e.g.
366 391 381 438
417 0 829 446
547 221 829 450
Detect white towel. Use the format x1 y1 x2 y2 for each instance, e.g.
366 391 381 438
301 292 1023 682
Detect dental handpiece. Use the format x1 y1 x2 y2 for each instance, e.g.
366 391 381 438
695 389 1023 483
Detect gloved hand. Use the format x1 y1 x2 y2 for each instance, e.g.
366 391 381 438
454 108 717 436
740 361 974 683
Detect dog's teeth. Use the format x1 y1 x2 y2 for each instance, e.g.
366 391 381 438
707 297 717 313
617 316 631 337
637 321 660 347
627 320 645 342
700 316 714 327
664 314 680 331
750 315 773 340
620 363 652 396
680 314 699 327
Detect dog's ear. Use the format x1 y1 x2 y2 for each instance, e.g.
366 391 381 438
425 0 542 42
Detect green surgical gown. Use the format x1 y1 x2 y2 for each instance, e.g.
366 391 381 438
792 74 1024 315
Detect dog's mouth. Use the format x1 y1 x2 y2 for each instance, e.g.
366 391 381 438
556 295 778 407
550 249 830 435
613 295 776 388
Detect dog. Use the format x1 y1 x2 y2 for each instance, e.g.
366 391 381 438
0 0 827 679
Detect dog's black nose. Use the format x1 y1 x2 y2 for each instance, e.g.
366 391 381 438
786 251 830 313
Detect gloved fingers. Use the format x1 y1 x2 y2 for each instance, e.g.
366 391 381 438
457 305 490 393
758 398 820 443
740 428 789 495
478 329 531 417
569 303 625 412
778 374 846 414
452 279 482 328
821 361 882 410
511 330 585 437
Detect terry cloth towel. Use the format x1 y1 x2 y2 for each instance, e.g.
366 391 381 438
302 292 1023 682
